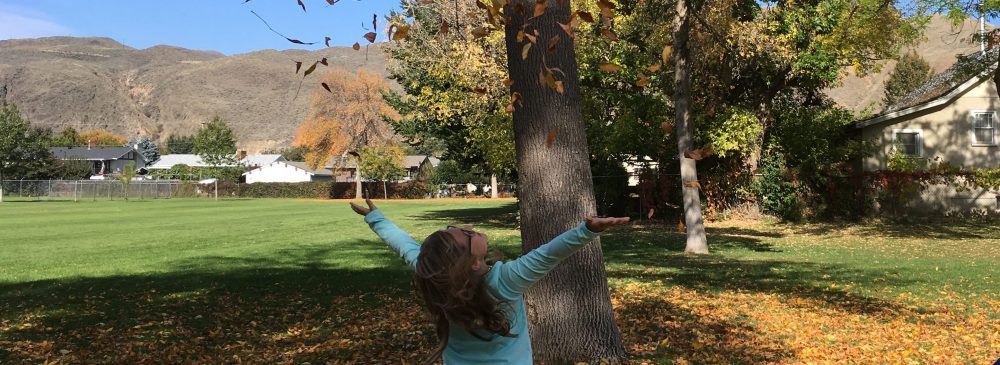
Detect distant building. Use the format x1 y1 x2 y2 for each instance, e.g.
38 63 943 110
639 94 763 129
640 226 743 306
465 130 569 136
242 161 333 183
50 146 147 176
324 154 441 183
146 154 284 170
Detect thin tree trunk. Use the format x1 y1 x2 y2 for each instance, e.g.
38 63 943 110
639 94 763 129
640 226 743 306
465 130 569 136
504 0 625 361
382 180 388 200
355 170 363 199
673 0 709 254
490 173 498 199
0 168 4 203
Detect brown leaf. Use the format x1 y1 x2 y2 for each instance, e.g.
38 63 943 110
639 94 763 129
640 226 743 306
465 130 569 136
321 82 332 93
547 35 560 53
363 32 377 43
392 24 411 41
303 62 319 76
514 3 526 16
533 0 547 17
577 11 595 22
325 37 331 47
538 69 547 87
503 79 514 87
647 63 662 72
684 146 713 160
598 63 623 72
546 128 558 147
554 80 564 94
326 0 336 4
521 43 532 60
636 71 650 87
647 208 655 219
352 42 361 50
472 27 490 39
597 0 615 18
600 28 619 41
295 61 303 74
525 32 537 43
660 121 674 134
558 22 573 38
512 91 523 106
440 19 450 34
473 87 488 95
476 0 489 9
297 0 307 12
662 45 672 63
319 57 328 66
683 181 701 189
516 30 525 43
506 103 515 113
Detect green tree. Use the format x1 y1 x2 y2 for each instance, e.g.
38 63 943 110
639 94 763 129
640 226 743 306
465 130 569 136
263 146 309 161
194 117 238 167
163 135 196 154
118 162 138 200
131 136 160 163
0 105 55 202
52 126 83 147
883 51 934 107
358 144 405 199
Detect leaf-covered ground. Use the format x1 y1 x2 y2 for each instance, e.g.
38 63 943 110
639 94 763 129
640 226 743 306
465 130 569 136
1 199 997 364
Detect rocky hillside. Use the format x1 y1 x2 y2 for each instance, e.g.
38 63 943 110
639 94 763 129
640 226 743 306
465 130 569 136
826 16 989 112
0 37 387 152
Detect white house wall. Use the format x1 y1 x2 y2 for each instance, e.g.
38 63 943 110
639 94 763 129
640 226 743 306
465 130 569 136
245 163 313 183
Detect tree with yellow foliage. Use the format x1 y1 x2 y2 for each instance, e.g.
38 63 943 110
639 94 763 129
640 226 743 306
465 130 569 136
80 130 127 147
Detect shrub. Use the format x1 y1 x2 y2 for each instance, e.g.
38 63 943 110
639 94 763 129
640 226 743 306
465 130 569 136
754 150 802 221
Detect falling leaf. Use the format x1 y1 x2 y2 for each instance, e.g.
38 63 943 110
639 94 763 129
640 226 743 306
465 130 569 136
546 128 558 147
319 57 328 66
512 91 523 106
440 19 450 34
506 103 515 113
647 208 655 219
600 28 619 41
577 11 595 22
534 0 547 17
662 45 672 63
521 43 532 60
303 62 319 76
516 30 525 43
392 24 411 41
683 181 701 189
525 33 537 43
476 0 489 9
352 42 361 50
473 87 488 95
684 146 713 160
295 61 303 74
326 0 337 4
660 121 674 133
287 38 314 45
597 0 615 18
647 63 662 72
558 22 574 38
503 79 514 87
547 35 559 53
321 83 332 93
514 3 526 16
636 71 650 87
372 14 378 32
554 80 564 94
297 0 307 12
364 32 377 43
325 37 331 47
472 27 490 39
599 63 623 72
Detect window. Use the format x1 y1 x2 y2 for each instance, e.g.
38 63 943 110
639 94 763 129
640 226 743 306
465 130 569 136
971 111 997 146
892 129 922 157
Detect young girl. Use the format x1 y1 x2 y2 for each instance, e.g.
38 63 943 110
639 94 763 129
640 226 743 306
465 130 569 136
349 199 629 364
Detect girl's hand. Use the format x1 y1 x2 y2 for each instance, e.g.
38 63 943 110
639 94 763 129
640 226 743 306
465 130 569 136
585 216 631 232
349 198 377 216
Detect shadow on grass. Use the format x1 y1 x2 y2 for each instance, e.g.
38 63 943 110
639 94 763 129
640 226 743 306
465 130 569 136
783 219 1000 240
416 202 519 230
601 227 912 316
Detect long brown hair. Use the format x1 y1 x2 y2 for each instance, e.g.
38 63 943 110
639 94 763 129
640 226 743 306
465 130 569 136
414 230 514 363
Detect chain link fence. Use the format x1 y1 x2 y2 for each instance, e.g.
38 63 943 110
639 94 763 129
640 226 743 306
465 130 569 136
0 180 192 201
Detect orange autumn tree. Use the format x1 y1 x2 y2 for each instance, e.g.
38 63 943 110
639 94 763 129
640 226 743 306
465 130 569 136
293 68 397 170
80 130 128 147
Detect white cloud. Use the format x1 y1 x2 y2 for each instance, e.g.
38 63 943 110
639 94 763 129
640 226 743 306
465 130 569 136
0 9 71 40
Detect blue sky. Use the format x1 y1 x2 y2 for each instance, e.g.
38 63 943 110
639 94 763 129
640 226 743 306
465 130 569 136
0 0 402 55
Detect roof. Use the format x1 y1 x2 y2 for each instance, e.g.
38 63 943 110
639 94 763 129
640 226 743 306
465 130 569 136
240 154 285 167
857 50 998 129
402 155 429 168
322 154 441 170
326 156 358 169
50 147 134 160
284 161 333 176
146 154 238 169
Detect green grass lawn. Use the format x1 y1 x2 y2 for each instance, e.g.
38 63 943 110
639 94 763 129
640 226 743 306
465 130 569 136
1 199 996 364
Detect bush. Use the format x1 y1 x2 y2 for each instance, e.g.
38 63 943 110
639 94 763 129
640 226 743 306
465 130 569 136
754 150 802 221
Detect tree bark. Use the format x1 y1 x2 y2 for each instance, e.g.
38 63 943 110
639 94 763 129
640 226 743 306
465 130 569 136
503 1 625 362
673 0 709 254
490 173 498 199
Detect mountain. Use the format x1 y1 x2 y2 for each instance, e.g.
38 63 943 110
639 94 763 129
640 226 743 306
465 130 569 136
0 36 387 153
825 16 989 112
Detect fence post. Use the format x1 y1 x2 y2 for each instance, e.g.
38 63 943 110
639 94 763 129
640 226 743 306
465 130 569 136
74 180 78 202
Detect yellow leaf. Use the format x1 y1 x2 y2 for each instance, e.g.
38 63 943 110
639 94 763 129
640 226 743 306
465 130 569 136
662 45 672 63
598 63 622 72
521 43 532 60
647 63 662 72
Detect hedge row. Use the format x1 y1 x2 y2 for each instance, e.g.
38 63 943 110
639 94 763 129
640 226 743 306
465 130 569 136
174 181 436 199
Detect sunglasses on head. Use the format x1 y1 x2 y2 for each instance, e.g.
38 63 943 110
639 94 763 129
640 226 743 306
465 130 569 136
446 225 476 254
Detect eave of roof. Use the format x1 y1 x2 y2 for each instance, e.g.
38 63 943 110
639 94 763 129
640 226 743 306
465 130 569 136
854 73 988 129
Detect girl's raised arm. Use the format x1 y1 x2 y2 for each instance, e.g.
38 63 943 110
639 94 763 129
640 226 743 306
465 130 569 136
350 199 421 271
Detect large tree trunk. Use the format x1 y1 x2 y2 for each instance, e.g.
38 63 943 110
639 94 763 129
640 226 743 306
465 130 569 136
503 1 625 362
673 0 709 254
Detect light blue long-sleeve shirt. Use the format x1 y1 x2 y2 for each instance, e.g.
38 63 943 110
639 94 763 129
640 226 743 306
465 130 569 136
364 209 599 364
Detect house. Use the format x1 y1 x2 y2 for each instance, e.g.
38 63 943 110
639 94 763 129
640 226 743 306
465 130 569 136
324 154 441 183
240 154 285 168
146 154 226 170
50 146 147 176
855 51 999 213
242 161 333 183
